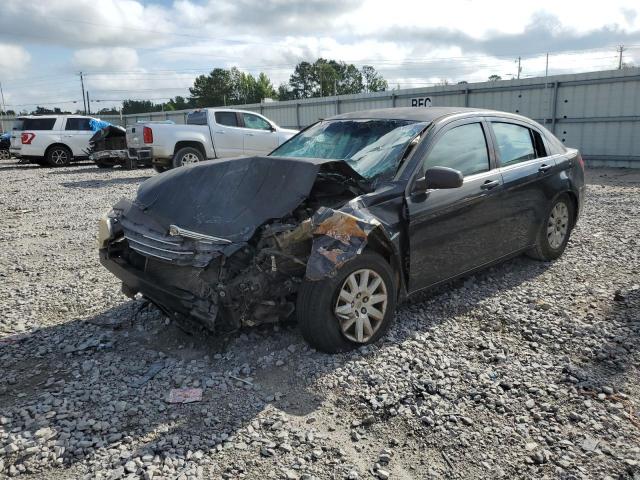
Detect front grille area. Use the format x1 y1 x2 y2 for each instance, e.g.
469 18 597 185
119 217 221 267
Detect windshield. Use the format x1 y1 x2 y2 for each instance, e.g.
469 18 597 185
270 119 427 184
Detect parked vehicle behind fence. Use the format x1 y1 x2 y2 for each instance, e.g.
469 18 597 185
99 107 585 353
10 115 102 167
126 108 298 172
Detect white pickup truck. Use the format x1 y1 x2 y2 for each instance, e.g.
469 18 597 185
10 115 101 166
126 108 298 172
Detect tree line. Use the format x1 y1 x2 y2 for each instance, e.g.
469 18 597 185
111 58 390 114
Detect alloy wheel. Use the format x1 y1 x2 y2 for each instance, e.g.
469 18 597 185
547 201 569 249
51 149 68 166
334 268 388 343
180 152 200 165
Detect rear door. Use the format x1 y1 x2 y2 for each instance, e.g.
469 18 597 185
210 111 244 158
487 118 558 250
406 118 505 292
63 117 94 156
240 112 278 155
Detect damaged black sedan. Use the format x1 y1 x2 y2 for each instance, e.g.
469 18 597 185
99 107 585 353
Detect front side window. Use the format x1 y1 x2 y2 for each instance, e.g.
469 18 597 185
492 122 536 167
270 119 428 185
242 113 271 131
424 123 489 177
214 111 238 127
65 118 92 131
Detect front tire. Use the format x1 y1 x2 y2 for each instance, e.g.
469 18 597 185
527 194 575 261
296 251 397 353
46 145 72 167
172 147 203 168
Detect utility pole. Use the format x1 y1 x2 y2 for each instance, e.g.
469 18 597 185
617 45 626 69
79 72 87 114
516 56 522 79
86 91 90 115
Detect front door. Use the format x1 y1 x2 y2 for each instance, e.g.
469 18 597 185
240 113 278 155
406 120 505 292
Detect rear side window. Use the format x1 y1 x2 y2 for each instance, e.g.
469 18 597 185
492 122 538 167
21 118 56 130
424 122 490 177
242 113 271 131
214 112 238 127
65 118 92 131
187 111 208 125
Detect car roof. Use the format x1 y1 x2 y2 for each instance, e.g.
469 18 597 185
330 107 501 123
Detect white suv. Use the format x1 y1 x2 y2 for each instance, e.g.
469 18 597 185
10 115 100 167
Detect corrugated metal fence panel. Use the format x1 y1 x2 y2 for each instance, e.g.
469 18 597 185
3 68 639 166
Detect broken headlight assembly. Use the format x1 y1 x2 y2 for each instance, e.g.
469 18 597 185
97 208 122 248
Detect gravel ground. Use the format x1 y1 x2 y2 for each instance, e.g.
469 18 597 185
0 160 638 480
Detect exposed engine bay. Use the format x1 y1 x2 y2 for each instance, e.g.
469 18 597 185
99 155 393 333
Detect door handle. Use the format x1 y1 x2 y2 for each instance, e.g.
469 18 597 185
481 179 500 190
538 164 552 173
214 130 224 134
245 133 254 136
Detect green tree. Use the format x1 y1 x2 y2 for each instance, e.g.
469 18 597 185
281 58 384 99
361 65 388 92
255 72 277 101
190 68 233 107
488 74 502 82
122 100 158 114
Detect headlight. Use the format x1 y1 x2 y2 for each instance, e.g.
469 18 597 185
97 211 114 248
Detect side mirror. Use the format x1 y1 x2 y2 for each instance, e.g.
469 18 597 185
412 166 463 194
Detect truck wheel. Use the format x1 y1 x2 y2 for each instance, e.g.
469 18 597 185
0 149 10 160
172 147 203 168
95 161 112 169
46 145 72 167
153 165 168 173
296 251 397 353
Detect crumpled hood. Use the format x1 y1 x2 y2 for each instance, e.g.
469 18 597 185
132 155 360 243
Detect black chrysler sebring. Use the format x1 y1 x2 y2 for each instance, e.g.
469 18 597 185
99 107 585 353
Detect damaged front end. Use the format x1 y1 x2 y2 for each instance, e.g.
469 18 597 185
99 155 393 333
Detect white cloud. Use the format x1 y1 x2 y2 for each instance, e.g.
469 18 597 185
73 47 139 71
0 43 31 76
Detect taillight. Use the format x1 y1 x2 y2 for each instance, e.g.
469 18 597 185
21 132 35 144
577 153 585 170
143 126 153 144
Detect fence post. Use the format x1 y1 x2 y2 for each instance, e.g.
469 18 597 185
464 88 470 107
296 102 301 129
391 92 396 107
550 81 559 133
335 98 340 115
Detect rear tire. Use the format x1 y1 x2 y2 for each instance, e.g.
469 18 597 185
95 161 112 169
153 165 168 173
296 251 397 353
527 193 575 261
46 145 72 167
172 147 203 168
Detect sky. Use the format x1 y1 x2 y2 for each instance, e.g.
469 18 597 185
0 0 639 112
